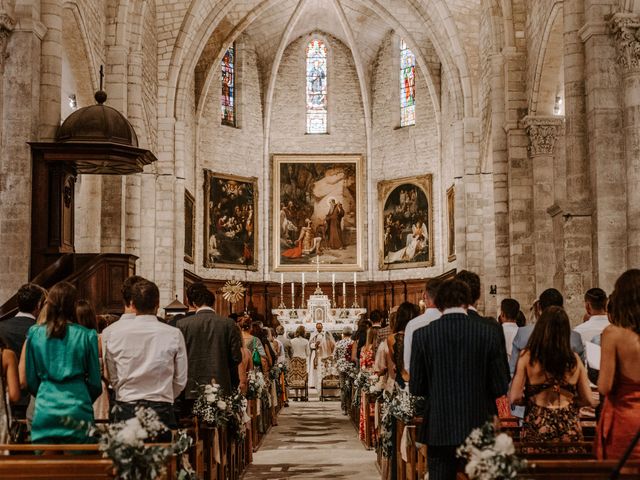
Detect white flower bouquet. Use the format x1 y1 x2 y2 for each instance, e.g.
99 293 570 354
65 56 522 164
246 369 267 400
192 381 231 428
227 387 251 440
457 421 526 480
336 358 356 377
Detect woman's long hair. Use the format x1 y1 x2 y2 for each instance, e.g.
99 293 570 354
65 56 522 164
41 282 78 339
364 327 376 349
394 302 420 334
76 299 97 330
526 306 576 381
609 269 640 334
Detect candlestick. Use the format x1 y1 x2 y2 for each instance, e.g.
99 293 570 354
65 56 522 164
331 274 336 307
353 272 357 285
352 272 359 308
301 278 305 309
278 274 285 308
291 282 295 310
280 273 284 285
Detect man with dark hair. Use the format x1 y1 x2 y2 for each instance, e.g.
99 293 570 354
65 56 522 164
370 309 389 350
574 288 609 346
509 288 584 374
499 298 520 362
103 279 187 438
177 283 242 403
404 277 443 373
0 283 46 419
411 278 509 480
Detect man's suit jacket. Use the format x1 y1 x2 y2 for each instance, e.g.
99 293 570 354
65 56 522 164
0 314 35 356
177 310 243 398
468 309 510 375
410 312 510 446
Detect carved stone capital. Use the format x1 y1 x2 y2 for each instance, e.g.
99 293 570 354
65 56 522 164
0 4 15 67
523 116 564 157
610 13 640 73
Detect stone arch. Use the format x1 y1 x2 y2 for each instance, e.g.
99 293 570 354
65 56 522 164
62 1 99 96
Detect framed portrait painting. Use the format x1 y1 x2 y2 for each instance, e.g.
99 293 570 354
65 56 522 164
378 175 434 270
184 189 195 264
204 171 258 270
272 154 364 271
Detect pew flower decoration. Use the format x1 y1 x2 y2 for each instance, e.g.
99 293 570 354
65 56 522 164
192 381 230 428
379 387 423 458
227 388 251 440
269 361 287 381
335 358 356 379
368 373 384 398
352 370 373 407
457 421 526 480
246 369 267 400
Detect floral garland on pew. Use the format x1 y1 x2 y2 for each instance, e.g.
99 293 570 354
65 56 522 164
269 362 287 396
379 387 421 458
246 369 267 401
456 421 526 479
351 371 383 408
192 381 251 441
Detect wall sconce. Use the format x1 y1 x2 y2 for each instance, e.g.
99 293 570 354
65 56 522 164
68 93 77 110
489 285 497 295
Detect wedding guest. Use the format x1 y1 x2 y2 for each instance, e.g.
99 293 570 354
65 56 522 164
351 318 372 365
499 298 520 362
404 278 443 373
0 337 20 444
290 325 310 361
516 310 526 328
102 279 187 440
388 302 420 388
241 315 268 373
574 288 609 346
410 279 509 480
334 326 354 414
370 310 389 350
275 325 292 363
509 306 593 451
596 269 640 461
359 328 376 442
25 282 102 444
75 300 98 330
237 323 253 395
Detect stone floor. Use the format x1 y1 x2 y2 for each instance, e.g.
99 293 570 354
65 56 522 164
242 393 379 479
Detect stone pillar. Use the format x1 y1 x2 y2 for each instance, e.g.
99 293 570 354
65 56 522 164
524 116 563 296
38 0 61 141
610 13 640 267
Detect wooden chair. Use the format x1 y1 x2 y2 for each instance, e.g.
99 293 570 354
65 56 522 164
287 357 308 401
320 373 341 401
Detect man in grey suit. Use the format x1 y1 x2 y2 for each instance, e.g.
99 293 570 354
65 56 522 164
410 279 510 480
176 283 243 405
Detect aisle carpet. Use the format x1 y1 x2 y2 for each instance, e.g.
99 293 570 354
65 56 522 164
242 394 378 479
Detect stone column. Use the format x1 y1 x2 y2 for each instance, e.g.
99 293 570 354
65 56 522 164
524 116 563 296
38 0 61 141
610 13 640 266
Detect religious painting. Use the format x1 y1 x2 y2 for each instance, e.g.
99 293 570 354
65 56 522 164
447 185 456 261
204 171 258 270
272 154 364 272
184 189 195 264
378 175 433 270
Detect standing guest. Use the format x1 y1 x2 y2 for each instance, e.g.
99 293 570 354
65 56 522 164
516 310 526 328
387 302 420 388
75 300 98 330
25 282 102 444
499 298 520 362
176 284 242 400
253 323 275 370
351 318 372 365
359 328 376 442
275 325 292 363
237 323 253 395
404 278 443 373
241 315 268 373
509 306 593 451
102 279 187 440
0 283 46 420
370 310 389 351
290 325 310 361
334 326 355 414
574 288 610 346
168 282 202 328
596 269 640 461
509 288 584 375
411 279 510 480
0 337 20 444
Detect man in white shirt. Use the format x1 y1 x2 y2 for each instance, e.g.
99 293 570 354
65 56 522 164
404 277 443 374
574 287 609 346
103 277 187 439
498 298 520 361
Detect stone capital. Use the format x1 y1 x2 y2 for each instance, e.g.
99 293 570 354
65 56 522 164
0 3 15 67
523 116 564 157
610 13 640 72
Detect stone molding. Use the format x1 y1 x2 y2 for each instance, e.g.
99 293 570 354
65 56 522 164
610 13 640 72
0 5 15 67
523 116 564 157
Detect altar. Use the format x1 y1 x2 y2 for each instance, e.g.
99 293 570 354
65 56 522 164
272 292 366 334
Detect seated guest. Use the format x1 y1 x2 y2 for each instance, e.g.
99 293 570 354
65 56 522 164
510 288 584 374
25 282 102 444
0 337 20 443
499 298 520 362
411 279 510 480
596 269 640 461
387 302 420 388
177 283 242 401
0 283 46 419
574 288 609 346
509 306 593 451
404 278 442 374
102 279 187 440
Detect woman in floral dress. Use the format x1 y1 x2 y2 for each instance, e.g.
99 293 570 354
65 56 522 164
359 328 375 441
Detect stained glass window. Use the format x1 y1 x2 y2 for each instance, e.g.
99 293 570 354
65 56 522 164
306 39 327 134
400 39 416 127
221 44 235 126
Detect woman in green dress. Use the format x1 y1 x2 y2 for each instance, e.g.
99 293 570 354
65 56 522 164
25 281 102 444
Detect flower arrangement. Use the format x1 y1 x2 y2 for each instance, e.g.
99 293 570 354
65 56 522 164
335 358 356 378
192 381 230 428
379 387 422 458
457 421 526 480
68 407 195 480
246 369 267 400
269 361 287 381
227 388 251 440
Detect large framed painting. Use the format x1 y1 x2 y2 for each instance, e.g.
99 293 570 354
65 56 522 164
184 189 195 264
447 185 456 261
272 154 364 271
378 175 434 270
204 171 258 270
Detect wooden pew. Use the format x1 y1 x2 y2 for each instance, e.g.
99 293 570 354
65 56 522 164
518 460 640 479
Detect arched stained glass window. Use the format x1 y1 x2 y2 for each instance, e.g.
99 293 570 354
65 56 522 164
400 39 416 127
306 39 327 134
221 44 236 126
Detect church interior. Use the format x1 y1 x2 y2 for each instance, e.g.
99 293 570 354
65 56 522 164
0 0 639 478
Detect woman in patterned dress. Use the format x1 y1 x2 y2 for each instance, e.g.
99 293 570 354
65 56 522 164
509 306 594 453
359 328 376 441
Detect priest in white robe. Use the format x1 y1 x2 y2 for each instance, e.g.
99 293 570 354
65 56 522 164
308 322 336 389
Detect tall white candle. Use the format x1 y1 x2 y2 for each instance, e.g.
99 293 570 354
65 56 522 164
291 282 294 297
280 273 284 285
353 272 357 285
301 272 305 285
332 273 335 285
342 282 346 297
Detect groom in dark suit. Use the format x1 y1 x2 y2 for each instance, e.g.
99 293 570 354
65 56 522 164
410 278 510 480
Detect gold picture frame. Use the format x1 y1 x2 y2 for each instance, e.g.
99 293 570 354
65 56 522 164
184 189 195 264
272 154 364 272
378 174 434 270
447 185 456 262
204 170 258 270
